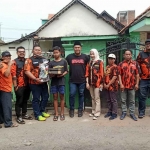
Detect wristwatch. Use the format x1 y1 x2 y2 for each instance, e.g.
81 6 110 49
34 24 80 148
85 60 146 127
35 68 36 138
33 78 37 82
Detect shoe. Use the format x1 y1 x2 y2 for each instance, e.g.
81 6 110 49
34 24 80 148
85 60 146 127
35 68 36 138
89 113 94 117
69 110 74 118
104 112 112 118
42 112 50 118
38 115 46 121
16 117 25 124
93 116 98 120
138 113 145 119
120 112 126 120
5 123 18 128
22 114 33 120
109 114 117 120
78 110 83 117
0 125 2 128
130 114 137 121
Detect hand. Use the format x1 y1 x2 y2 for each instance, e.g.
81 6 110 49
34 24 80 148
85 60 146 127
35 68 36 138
8 60 15 66
86 83 90 90
120 84 124 92
0 62 3 69
34 78 42 83
104 84 109 90
99 84 103 89
14 86 18 91
57 74 64 78
49 74 55 78
135 84 139 91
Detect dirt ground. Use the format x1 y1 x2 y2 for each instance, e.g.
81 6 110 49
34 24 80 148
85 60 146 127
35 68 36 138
0 109 150 150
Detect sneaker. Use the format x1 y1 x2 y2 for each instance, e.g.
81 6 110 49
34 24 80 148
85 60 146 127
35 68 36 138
22 114 33 120
38 115 46 121
93 116 98 120
78 110 83 117
109 114 117 120
104 112 112 118
138 113 145 119
42 112 50 118
89 113 94 117
69 110 74 118
16 117 25 124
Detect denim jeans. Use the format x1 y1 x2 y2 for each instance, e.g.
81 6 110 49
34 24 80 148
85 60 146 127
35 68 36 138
69 82 85 111
0 91 13 127
120 89 135 114
138 79 150 115
29 83 49 119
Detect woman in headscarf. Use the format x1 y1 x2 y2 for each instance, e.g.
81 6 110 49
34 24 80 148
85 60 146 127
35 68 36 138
85 49 104 120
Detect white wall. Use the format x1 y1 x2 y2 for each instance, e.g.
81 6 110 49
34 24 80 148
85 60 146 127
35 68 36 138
38 3 118 37
0 39 33 60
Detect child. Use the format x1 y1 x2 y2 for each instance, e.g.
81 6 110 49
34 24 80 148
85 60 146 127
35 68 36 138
85 49 103 120
49 46 68 121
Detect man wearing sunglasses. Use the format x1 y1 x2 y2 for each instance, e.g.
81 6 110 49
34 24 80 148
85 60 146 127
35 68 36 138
11 46 32 124
137 39 150 118
0 51 18 128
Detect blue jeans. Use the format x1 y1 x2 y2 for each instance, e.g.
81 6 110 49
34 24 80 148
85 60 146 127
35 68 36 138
50 85 65 94
138 79 150 115
69 82 85 111
29 83 49 119
0 91 13 127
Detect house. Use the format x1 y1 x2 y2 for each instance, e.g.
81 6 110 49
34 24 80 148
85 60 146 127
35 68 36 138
119 6 150 58
0 0 124 65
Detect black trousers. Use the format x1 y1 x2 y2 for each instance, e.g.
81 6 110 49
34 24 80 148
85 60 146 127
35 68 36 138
0 90 13 127
15 86 30 118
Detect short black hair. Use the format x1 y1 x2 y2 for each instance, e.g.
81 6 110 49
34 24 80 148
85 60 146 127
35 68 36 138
74 41 81 47
53 46 61 52
33 45 41 50
124 49 132 54
16 46 25 52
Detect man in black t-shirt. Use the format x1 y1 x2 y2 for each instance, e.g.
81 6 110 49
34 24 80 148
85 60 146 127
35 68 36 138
49 46 68 121
66 41 89 118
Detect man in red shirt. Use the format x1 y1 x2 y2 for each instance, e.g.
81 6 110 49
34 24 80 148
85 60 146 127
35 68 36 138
104 54 119 120
11 46 32 124
118 50 140 121
0 51 18 128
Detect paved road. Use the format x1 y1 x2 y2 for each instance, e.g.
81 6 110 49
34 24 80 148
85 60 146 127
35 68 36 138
0 111 150 150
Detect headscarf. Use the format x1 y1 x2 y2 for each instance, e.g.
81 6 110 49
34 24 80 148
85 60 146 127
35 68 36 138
90 49 100 62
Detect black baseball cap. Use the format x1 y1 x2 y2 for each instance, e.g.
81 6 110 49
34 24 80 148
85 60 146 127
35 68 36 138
1 51 12 57
74 41 82 47
145 39 150 44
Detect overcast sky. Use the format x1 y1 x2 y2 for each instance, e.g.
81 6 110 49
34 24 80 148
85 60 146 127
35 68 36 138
0 0 150 42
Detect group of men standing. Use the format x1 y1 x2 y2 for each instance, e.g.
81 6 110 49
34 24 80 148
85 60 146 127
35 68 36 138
0 39 150 128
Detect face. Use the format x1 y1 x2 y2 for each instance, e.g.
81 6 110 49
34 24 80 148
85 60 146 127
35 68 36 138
53 50 61 59
108 57 115 65
2 55 11 63
90 51 95 60
145 42 150 51
32 46 42 56
124 50 132 61
17 48 25 58
74 45 81 55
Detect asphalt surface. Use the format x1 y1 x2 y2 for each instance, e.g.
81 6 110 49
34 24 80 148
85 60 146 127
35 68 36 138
0 110 150 150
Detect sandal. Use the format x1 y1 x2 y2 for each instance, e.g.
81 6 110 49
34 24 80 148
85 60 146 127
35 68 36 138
22 114 33 120
5 123 18 128
53 116 58 121
60 115 65 121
